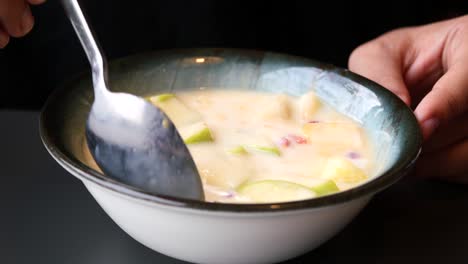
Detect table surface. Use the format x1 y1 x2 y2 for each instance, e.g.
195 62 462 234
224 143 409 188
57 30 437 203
2 111 468 264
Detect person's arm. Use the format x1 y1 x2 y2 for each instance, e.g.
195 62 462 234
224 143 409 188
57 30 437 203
0 0 45 48
348 15 468 182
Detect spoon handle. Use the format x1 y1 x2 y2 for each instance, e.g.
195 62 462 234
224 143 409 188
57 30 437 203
61 0 109 96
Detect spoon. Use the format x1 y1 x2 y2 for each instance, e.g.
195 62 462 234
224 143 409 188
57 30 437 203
61 0 204 200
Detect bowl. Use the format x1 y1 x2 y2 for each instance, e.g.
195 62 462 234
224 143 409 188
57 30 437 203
40 48 422 264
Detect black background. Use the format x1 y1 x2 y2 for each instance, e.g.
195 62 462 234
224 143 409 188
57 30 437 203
1 0 467 109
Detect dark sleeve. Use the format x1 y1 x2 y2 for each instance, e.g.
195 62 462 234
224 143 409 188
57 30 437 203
1 0 466 110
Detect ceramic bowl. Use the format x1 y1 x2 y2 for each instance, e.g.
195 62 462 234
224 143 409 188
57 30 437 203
40 48 422 264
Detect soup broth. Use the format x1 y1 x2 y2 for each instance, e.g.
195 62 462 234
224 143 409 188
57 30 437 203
84 89 375 203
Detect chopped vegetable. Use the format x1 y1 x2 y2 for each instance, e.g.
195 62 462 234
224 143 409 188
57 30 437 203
259 94 292 120
222 191 235 198
299 91 321 122
311 180 340 196
346 151 360 159
227 146 248 155
321 157 368 185
287 134 308 144
149 94 202 126
181 122 214 144
200 156 251 189
237 180 316 203
151 93 175 102
245 144 281 156
278 137 291 147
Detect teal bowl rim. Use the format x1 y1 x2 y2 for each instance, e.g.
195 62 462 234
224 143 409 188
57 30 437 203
39 48 423 213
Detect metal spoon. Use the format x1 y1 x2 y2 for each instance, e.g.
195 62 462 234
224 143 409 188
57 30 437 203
61 0 204 200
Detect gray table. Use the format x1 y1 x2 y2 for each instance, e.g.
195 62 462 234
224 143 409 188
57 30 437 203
2 111 468 264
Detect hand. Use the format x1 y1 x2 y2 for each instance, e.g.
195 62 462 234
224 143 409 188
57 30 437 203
0 0 45 48
348 15 468 183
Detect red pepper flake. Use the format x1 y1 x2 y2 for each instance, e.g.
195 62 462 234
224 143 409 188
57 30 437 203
288 134 307 144
278 137 291 147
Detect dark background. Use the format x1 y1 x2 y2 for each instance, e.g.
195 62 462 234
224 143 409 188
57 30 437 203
1 0 467 109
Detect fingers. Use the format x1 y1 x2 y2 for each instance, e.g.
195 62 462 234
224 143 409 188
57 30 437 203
0 0 34 38
348 16 468 183
414 61 468 139
0 0 45 47
348 31 411 106
423 113 468 153
414 138 468 183
350 17 468 141
0 27 9 48
414 18 468 139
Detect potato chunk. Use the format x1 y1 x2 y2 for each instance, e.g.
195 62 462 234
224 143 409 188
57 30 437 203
299 91 320 122
195 151 251 189
149 94 202 126
302 122 364 149
258 94 292 120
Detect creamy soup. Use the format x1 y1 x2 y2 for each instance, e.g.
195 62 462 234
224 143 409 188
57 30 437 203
150 90 374 203
83 89 374 203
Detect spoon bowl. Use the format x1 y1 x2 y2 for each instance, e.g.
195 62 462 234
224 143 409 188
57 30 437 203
61 0 204 200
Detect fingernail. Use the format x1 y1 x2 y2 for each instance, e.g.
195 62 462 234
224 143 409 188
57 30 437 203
0 31 9 48
21 7 35 35
421 118 439 140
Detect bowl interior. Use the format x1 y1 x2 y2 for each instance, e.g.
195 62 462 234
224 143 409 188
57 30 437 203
40 48 422 210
